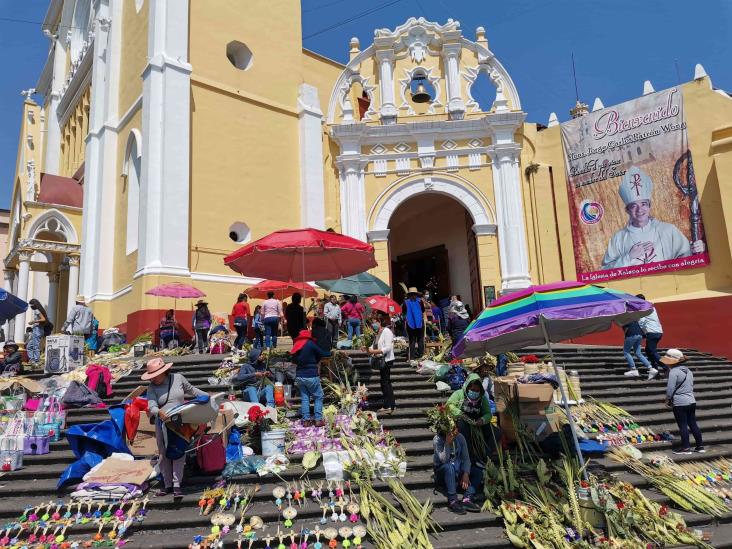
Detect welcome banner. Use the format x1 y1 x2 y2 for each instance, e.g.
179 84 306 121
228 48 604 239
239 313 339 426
560 87 709 283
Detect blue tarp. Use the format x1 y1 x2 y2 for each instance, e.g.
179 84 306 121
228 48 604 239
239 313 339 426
0 288 27 323
58 405 130 489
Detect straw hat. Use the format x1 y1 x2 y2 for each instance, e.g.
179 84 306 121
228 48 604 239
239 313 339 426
141 357 173 380
660 348 687 366
75 295 86 304
406 287 422 296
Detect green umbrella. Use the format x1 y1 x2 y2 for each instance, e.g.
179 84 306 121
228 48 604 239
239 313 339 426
315 272 391 297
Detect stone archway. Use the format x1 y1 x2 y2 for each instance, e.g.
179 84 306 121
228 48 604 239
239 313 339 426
368 175 496 235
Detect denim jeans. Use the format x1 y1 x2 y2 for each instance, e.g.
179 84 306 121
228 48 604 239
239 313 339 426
243 384 274 407
346 318 361 339
296 376 323 421
645 332 666 372
434 461 482 501
673 403 703 449
623 334 652 370
263 317 280 348
195 328 209 353
233 319 248 349
27 326 42 362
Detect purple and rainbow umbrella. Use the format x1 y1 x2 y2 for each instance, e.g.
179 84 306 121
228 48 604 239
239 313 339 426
452 281 653 478
453 280 653 358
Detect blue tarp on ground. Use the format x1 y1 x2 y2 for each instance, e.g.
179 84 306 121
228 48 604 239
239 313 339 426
58 404 130 489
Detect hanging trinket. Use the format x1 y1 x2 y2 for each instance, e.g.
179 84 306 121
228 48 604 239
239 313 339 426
352 525 366 548
338 526 352 548
322 527 338 549
312 526 323 549
346 502 360 524
282 504 297 528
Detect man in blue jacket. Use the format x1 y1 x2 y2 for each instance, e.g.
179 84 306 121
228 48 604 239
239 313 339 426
235 348 274 407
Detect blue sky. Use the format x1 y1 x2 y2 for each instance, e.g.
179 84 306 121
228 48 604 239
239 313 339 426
0 0 730 207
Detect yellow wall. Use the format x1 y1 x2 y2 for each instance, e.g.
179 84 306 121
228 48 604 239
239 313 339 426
113 110 143 291
117 0 147 114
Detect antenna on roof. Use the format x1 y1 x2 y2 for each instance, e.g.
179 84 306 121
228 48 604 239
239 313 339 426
571 52 580 103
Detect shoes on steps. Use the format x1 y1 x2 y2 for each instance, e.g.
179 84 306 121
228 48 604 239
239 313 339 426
448 500 466 515
155 487 172 497
694 446 706 453
461 498 481 513
672 448 693 455
647 368 659 380
624 369 640 377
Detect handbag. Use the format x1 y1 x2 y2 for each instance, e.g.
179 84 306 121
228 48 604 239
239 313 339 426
0 434 23 471
369 337 384 370
22 420 49 455
1 390 26 412
34 397 65 442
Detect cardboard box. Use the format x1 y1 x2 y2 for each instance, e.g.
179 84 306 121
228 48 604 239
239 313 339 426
493 377 555 413
130 414 158 457
499 411 563 443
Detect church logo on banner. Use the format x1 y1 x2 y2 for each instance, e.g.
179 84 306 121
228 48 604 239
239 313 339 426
560 87 709 283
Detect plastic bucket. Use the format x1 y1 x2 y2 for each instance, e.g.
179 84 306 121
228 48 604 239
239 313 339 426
261 428 287 457
283 384 292 400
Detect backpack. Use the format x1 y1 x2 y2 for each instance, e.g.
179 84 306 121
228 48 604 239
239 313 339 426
195 434 226 474
447 365 467 391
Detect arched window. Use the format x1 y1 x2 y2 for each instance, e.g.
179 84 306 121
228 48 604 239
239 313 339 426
470 70 497 112
123 130 142 255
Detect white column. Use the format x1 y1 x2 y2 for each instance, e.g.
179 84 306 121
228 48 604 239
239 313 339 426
489 143 531 291
80 2 115 299
442 41 466 120
4 270 16 340
44 37 68 175
136 0 192 277
47 272 60 326
298 84 325 230
14 252 31 342
336 156 367 241
375 48 397 125
67 256 80 314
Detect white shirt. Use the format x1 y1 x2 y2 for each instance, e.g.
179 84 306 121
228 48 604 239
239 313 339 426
602 218 691 269
323 302 342 321
639 307 663 334
377 327 395 362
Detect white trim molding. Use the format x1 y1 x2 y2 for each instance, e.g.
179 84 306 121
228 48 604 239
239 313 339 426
298 84 325 230
88 283 133 303
370 175 494 233
366 229 390 242
191 272 261 286
27 208 79 244
472 223 497 236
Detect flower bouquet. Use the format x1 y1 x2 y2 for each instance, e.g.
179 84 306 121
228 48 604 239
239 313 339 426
425 404 455 435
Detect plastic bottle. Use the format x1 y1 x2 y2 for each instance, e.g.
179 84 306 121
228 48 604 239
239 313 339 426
274 382 285 406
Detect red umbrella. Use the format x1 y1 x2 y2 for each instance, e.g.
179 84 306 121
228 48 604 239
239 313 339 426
244 280 318 300
365 295 401 315
224 228 377 282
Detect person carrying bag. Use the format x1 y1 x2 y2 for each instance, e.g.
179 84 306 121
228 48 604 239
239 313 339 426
662 349 704 455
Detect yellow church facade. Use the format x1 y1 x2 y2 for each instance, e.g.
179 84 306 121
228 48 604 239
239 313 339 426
5 2 732 355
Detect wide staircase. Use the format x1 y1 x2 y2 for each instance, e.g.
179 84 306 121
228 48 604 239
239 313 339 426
3 345 732 548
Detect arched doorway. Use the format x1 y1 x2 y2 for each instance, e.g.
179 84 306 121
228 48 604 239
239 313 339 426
388 194 482 313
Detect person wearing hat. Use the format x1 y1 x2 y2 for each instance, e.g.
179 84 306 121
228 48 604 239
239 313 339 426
402 287 425 360
235 348 274 407
192 300 212 354
447 300 470 345
62 295 94 337
291 329 330 427
663 349 704 455
0 342 23 375
602 166 704 269
143 357 206 498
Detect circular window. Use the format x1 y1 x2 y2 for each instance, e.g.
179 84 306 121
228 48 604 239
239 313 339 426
229 222 251 244
226 41 254 71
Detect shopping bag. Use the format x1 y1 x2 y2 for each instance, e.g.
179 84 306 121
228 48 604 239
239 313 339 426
23 435 49 455
34 397 65 442
0 435 24 470
0 390 26 412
